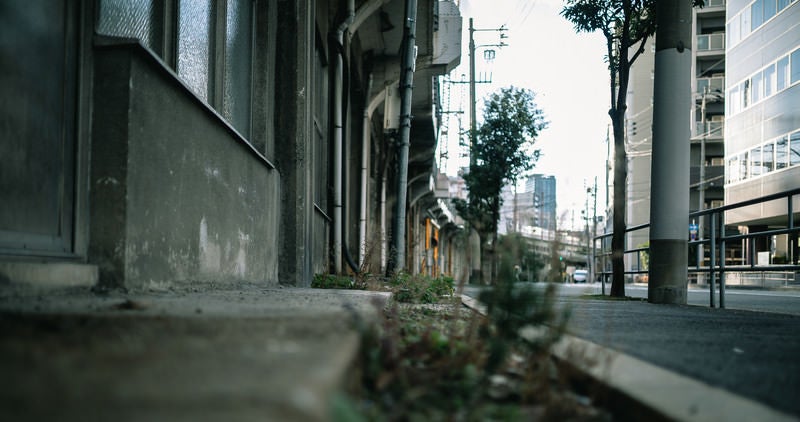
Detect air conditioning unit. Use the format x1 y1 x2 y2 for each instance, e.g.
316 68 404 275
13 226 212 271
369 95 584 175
711 157 725 166
711 115 725 122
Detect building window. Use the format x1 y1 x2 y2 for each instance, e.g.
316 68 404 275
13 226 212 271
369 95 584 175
751 72 763 103
763 141 774 172
791 132 800 167
727 156 739 183
777 56 790 90
764 63 775 96
739 151 749 180
177 0 212 102
751 0 764 31
97 0 162 53
792 49 800 84
750 145 763 176
222 0 254 137
776 136 789 169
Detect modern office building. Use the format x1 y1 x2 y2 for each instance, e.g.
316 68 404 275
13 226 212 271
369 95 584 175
724 0 800 263
526 174 557 234
623 2 729 271
624 37 655 262
692 0 728 224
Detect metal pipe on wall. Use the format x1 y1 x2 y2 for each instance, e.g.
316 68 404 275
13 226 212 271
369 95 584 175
332 0 355 274
388 0 417 274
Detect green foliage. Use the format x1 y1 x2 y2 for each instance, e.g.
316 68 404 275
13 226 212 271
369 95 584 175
311 273 367 290
389 272 455 304
350 256 580 420
454 87 547 284
455 87 547 240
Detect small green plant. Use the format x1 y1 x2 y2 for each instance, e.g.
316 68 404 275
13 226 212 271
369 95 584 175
388 272 454 304
344 253 597 421
311 273 367 290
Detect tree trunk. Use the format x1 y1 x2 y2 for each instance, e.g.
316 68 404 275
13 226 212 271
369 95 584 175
610 110 627 297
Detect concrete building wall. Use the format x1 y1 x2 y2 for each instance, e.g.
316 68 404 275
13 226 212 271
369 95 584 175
90 44 280 289
0 0 466 289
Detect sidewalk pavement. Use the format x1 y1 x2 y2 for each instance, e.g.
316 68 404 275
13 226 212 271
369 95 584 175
0 283 389 422
562 295 800 420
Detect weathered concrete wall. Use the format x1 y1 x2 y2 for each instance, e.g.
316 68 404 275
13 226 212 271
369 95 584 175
91 44 279 290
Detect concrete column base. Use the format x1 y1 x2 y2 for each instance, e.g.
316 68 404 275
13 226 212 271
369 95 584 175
648 239 687 304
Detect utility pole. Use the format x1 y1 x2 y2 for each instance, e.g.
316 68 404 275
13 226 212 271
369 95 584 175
467 18 507 167
469 18 477 167
592 176 598 283
649 0 692 304
465 17 506 283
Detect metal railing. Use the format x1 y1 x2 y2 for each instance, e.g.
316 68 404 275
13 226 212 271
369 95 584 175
693 121 724 138
697 33 725 51
594 187 800 307
696 76 725 96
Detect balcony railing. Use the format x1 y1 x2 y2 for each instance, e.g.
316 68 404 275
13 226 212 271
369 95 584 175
694 121 724 138
697 33 725 51
696 76 725 95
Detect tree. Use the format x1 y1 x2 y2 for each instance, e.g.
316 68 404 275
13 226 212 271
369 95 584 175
454 87 547 284
561 0 656 297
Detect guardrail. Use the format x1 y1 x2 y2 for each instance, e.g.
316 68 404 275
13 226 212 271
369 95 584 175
594 187 800 307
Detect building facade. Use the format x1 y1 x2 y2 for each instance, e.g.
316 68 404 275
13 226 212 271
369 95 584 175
526 174 557 235
724 0 800 263
0 0 465 289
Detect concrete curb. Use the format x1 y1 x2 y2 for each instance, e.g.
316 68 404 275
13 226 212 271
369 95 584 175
459 294 798 422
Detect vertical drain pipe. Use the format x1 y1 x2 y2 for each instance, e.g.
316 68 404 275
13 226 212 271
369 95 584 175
389 0 417 274
333 0 355 274
360 78 387 265
359 75 374 264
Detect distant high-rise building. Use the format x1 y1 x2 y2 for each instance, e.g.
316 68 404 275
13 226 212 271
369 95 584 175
526 174 557 232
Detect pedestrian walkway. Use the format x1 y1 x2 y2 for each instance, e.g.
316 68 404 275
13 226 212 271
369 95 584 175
562 296 800 420
464 285 800 420
0 284 389 421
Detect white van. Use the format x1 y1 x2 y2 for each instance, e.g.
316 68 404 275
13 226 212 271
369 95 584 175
573 269 588 283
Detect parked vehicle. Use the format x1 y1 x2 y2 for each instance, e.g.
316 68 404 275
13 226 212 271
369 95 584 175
573 269 588 283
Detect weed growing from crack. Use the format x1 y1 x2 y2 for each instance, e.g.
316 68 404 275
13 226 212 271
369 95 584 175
335 254 609 421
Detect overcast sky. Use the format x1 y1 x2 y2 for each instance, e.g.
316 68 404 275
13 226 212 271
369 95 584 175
439 0 611 229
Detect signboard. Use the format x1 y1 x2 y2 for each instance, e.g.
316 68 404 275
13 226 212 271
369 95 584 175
689 223 698 241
